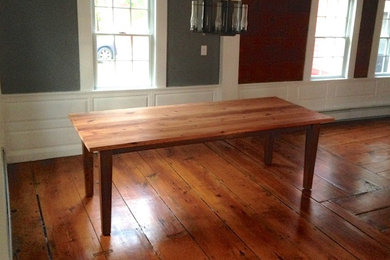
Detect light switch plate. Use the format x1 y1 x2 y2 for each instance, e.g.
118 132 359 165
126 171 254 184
201 45 207 56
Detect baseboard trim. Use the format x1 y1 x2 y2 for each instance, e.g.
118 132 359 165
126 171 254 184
6 144 82 164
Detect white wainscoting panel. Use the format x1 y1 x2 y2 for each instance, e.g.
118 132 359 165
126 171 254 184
239 83 288 100
7 144 82 164
155 90 217 106
5 118 72 132
3 96 88 163
326 80 377 110
377 79 390 105
2 86 220 163
239 78 390 113
334 80 376 97
4 99 88 121
2 80 390 163
294 83 328 111
93 95 148 111
7 128 79 151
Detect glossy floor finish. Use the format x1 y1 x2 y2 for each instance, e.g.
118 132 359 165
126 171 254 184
9 118 390 259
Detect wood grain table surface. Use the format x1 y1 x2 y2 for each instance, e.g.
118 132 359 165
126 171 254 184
69 97 333 152
69 97 334 235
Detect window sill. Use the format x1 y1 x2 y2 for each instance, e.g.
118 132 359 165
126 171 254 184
94 85 159 92
375 74 390 78
310 77 347 82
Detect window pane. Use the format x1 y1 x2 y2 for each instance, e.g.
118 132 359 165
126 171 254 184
312 58 328 76
384 56 390 73
114 8 131 33
318 0 349 17
96 35 115 61
313 38 326 57
376 55 385 73
95 0 112 7
115 36 132 60
133 61 150 85
131 9 149 33
95 7 113 32
315 17 327 36
312 57 343 77
314 38 346 59
316 17 347 37
381 17 390 37
317 0 327 17
312 38 345 75
333 18 348 36
116 61 133 84
378 39 387 56
376 39 390 73
381 4 390 38
333 0 349 17
133 36 149 60
97 62 116 86
333 38 346 57
376 0 390 75
114 0 130 8
131 0 148 9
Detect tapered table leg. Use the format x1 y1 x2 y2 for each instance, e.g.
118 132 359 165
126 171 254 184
303 124 320 190
100 150 113 236
264 132 275 165
83 143 94 197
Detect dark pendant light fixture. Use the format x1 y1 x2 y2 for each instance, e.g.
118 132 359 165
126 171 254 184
190 0 248 36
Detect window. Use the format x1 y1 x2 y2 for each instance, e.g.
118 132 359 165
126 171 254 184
376 0 390 75
94 0 153 89
311 0 356 79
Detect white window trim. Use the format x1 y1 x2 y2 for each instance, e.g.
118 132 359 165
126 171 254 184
303 0 319 82
370 0 388 78
153 0 167 88
77 0 167 92
303 0 363 81
348 0 363 78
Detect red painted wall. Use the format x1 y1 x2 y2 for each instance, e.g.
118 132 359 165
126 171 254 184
239 0 379 83
239 0 311 84
354 0 379 78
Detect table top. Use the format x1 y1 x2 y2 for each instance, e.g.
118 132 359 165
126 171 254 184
69 97 334 152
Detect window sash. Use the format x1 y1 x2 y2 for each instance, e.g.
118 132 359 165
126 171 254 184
376 37 390 74
93 0 154 89
311 0 354 79
376 1 390 76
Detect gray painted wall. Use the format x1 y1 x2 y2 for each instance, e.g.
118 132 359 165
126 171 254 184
167 0 220 86
0 0 80 94
0 0 220 94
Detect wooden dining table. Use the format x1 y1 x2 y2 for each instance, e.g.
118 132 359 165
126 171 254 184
69 97 334 236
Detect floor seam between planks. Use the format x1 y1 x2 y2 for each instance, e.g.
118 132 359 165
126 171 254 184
32 165 53 260
9 118 390 259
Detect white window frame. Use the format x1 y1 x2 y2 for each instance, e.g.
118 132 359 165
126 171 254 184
304 0 362 81
373 0 390 77
77 0 167 92
93 0 154 90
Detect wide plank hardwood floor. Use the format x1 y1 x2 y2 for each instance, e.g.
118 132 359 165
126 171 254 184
9 118 390 259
